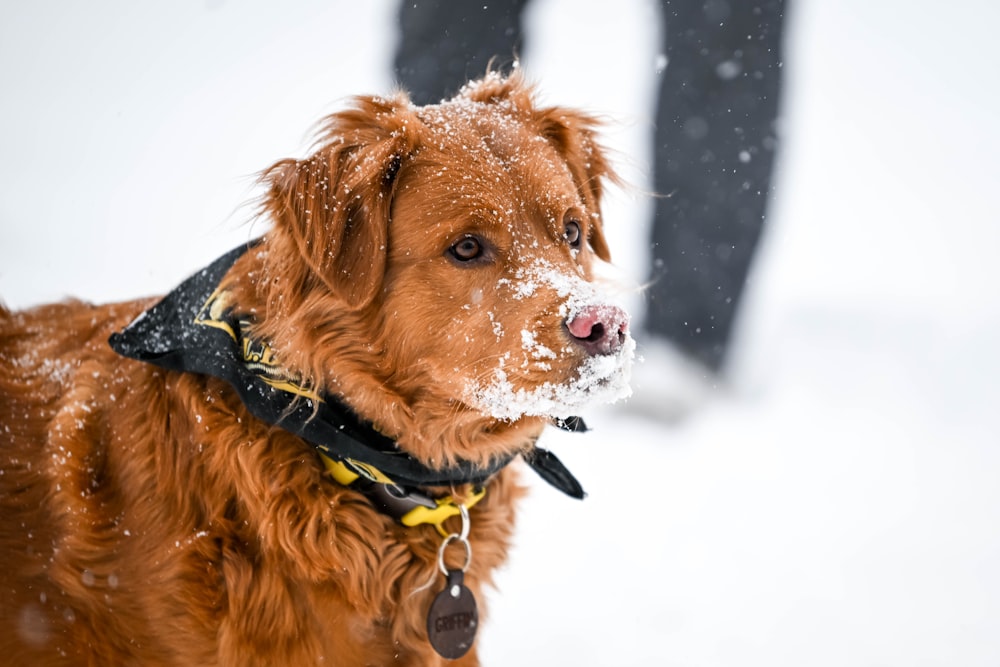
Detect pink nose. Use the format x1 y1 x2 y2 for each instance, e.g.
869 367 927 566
565 304 630 356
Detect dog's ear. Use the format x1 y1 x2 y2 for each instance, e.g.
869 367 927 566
460 72 618 261
262 94 417 308
533 107 618 262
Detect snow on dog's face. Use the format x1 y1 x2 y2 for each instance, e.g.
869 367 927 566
257 72 632 465
382 76 634 421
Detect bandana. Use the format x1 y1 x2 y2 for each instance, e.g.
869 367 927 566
108 241 586 500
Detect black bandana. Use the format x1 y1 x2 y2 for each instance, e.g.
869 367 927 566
108 242 586 497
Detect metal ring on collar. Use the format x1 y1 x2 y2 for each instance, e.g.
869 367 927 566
437 504 472 575
437 533 473 576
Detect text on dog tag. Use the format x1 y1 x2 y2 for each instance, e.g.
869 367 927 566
427 569 478 660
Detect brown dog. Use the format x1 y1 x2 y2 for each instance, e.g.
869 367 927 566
0 72 633 666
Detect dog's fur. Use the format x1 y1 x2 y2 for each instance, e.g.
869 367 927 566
0 73 629 665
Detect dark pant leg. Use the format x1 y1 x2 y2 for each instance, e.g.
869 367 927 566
394 0 530 105
647 0 786 371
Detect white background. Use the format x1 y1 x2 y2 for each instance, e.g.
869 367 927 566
2 1 999 664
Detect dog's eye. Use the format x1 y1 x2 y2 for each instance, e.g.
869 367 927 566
564 220 582 248
449 236 484 262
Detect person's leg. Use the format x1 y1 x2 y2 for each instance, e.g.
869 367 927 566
394 0 530 105
647 0 786 371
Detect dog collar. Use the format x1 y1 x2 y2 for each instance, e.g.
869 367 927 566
109 242 587 527
318 453 486 534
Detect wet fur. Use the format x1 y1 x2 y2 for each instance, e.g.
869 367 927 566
0 73 618 665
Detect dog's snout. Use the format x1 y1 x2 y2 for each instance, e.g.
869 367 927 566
565 304 629 356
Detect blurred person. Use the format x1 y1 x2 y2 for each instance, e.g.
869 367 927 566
395 0 786 418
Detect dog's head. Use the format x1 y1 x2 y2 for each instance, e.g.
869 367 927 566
253 72 633 466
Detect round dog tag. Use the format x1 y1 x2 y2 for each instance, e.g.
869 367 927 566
427 569 478 660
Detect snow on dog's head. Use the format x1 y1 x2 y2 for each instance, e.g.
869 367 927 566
375 75 634 428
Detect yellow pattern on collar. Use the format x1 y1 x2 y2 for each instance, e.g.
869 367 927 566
320 454 486 533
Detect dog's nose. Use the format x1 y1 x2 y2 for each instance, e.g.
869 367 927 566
565 304 629 356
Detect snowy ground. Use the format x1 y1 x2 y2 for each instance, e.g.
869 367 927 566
3 1 1000 665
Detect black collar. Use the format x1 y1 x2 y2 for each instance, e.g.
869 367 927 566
109 241 586 516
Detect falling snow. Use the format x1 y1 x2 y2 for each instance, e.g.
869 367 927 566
1 1 999 665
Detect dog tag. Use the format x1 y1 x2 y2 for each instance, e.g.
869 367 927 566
427 569 478 660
